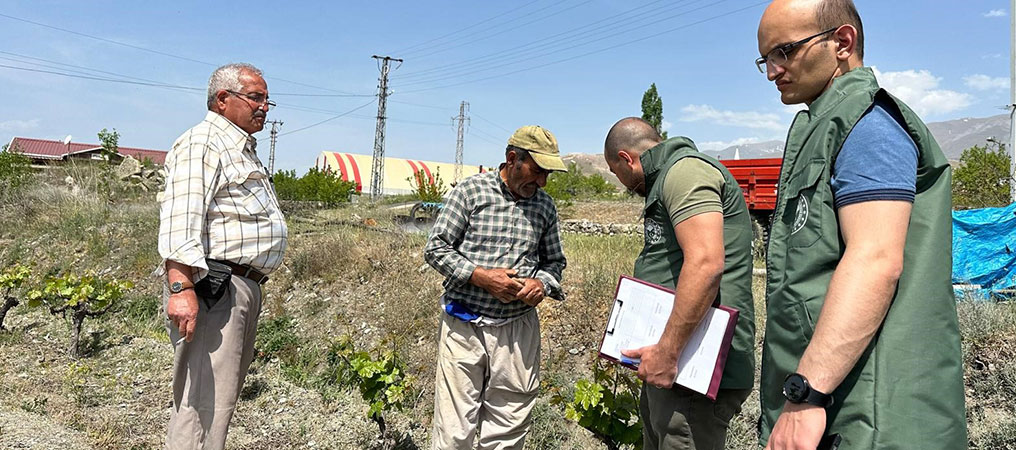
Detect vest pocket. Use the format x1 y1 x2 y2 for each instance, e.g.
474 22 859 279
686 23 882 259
781 160 826 249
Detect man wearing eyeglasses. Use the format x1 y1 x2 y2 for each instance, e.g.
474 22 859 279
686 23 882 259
156 62 287 450
756 1 965 449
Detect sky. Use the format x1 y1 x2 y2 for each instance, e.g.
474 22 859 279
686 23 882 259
0 1 1011 173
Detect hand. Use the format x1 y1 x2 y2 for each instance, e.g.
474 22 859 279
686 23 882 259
764 402 827 450
167 289 199 343
515 278 545 306
471 267 524 303
620 343 679 389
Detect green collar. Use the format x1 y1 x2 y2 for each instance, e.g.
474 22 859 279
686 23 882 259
807 67 880 118
640 136 698 190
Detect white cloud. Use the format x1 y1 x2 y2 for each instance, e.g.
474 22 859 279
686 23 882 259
872 67 972 117
984 9 1007 17
0 119 40 132
964 74 1009 91
661 120 673 132
696 137 765 152
678 104 785 131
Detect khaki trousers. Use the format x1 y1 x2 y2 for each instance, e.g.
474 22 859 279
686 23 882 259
640 385 751 450
164 275 263 450
431 311 541 450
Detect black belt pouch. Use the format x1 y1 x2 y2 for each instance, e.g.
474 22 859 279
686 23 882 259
195 260 232 309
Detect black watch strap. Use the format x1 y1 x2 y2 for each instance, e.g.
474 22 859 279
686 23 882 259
783 373 834 408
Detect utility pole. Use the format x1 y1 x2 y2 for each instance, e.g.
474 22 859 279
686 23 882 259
453 101 469 183
1010 0 1015 202
266 120 283 175
371 55 402 200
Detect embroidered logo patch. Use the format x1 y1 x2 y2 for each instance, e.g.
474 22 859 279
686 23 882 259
791 196 809 235
645 218 665 245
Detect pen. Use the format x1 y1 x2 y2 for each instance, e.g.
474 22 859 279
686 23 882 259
620 356 640 367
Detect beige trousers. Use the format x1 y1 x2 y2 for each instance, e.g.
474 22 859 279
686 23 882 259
164 275 263 450
640 385 751 450
431 311 541 450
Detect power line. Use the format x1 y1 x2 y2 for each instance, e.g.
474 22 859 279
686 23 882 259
391 0 545 55
278 100 375 137
395 0 715 88
0 63 203 91
408 0 594 61
395 1 766 94
393 0 673 80
0 12 357 95
388 100 455 111
471 112 513 133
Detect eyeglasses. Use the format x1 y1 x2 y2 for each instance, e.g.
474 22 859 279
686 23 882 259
755 27 838 73
226 90 276 110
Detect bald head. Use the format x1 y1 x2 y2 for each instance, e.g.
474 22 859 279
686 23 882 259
762 0 864 58
604 117 663 163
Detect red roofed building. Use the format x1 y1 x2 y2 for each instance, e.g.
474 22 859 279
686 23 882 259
5 136 167 165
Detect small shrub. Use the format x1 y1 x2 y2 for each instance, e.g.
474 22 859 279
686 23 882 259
553 364 643 450
407 168 447 203
274 167 357 205
0 264 31 329
326 336 414 438
545 162 617 202
0 143 32 195
26 272 132 357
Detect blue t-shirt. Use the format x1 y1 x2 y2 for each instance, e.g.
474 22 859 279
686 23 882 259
831 98 918 209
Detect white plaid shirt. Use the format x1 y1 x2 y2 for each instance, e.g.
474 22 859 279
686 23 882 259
424 170 566 319
155 111 288 280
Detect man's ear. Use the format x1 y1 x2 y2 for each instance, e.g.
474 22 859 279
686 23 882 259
215 90 230 110
506 149 518 165
833 25 857 61
619 149 636 168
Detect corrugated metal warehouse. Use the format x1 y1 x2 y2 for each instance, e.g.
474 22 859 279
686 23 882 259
315 152 489 195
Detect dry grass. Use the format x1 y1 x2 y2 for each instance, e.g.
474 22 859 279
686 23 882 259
0 169 1013 449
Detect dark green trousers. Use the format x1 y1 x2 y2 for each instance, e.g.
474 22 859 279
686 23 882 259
640 386 750 450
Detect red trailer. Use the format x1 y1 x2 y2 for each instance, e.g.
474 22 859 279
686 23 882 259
719 158 782 231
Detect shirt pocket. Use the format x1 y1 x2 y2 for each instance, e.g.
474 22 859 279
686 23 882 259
226 164 274 218
781 159 827 249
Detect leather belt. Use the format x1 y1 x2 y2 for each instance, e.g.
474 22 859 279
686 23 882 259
213 260 269 285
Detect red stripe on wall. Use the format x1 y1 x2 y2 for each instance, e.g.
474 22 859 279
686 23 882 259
417 161 435 184
333 153 348 181
345 154 362 192
407 160 421 186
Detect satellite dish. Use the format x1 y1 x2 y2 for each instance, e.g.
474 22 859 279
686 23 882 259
62 135 72 145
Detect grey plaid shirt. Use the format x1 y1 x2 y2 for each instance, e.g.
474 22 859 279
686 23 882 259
424 170 566 319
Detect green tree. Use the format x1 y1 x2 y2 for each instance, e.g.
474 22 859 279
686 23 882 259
97 128 120 160
544 162 617 202
274 167 357 205
0 143 32 191
952 138 1013 209
641 83 668 140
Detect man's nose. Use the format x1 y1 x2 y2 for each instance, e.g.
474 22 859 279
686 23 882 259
767 62 783 81
536 172 548 187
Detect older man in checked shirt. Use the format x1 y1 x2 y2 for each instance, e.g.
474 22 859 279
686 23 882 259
425 125 568 449
155 62 287 450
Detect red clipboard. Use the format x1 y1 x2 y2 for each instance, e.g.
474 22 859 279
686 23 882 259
597 275 739 401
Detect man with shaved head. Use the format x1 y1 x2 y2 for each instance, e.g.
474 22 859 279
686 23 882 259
756 1 965 449
604 118 756 449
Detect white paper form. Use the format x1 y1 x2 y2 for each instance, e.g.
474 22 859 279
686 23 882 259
600 276 736 398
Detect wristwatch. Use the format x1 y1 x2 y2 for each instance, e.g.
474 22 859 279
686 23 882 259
169 281 194 294
783 373 834 408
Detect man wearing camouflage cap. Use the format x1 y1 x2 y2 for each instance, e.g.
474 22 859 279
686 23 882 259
425 125 568 449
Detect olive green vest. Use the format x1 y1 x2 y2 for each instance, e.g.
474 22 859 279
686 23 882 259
760 68 966 449
633 137 755 390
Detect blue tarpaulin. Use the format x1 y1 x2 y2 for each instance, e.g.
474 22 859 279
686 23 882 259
952 202 1016 300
